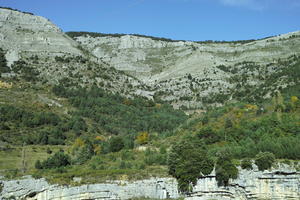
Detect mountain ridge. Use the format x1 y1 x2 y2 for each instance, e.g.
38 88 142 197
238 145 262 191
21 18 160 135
1 8 300 110
1 8 300 200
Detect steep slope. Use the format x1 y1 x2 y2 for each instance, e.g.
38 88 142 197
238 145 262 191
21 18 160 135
70 31 300 81
1 7 299 109
0 8 142 96
0 8 81 65
70 31 300 109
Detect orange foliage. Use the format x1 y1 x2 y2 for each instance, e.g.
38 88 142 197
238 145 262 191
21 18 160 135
95 135 105 141
123 98 131 106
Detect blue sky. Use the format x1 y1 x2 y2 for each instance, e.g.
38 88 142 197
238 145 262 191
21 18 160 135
1 0 300 41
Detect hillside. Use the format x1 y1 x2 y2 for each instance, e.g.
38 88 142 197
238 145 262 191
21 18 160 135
0 7 300 195
69 30 300 109
0 8 145 97
1 7 300 110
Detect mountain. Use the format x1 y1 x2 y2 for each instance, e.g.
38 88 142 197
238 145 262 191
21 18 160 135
1 7 300 110
0 8 81 63
68 31 300 109
0 7 143 96
1 7 300 200
0 7 187 146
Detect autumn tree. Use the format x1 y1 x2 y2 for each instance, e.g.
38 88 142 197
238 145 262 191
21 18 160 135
136 131 149 145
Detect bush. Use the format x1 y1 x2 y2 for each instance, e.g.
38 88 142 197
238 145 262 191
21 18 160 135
46 147 52 154
109 136 125 152
35 160 42 169
215 150 238 186
255 152 275 171
37 152 71 169
241 158 253 170
0 48 9 73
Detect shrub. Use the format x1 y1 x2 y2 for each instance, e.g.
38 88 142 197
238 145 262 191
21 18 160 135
37 152 71 169
255 152 275 171
0 48 9 73
215 150 238 186
35 160 42 169
241 158 253 170
46 147 52 154
136 132 149 145
109 136 125 152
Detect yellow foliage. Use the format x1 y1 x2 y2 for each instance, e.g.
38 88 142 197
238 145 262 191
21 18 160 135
245 104 258 111
291 96 299 103
136 131 149 145
155 103 161 109
236 111 243 119
73 138 85 148
70 138 85 154
0 81 12 89
93 145 101 155
119 175 128 185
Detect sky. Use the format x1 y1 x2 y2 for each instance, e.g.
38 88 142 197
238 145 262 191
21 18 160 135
0 0 300 41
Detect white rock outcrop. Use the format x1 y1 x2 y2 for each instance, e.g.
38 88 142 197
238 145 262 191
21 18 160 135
1 164 299 200
0 177 179 200
74 31 300 83
189 163 300 200
0 8 82 64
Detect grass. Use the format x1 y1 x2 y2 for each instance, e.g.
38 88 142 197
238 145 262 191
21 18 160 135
0 143 169 185
0 145 67 178
34 165 168 185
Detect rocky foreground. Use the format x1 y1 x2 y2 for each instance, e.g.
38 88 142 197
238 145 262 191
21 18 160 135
1 163 299 200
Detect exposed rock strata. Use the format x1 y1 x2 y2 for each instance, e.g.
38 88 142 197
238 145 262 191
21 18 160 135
1 164 299 200
0 177 179 200
0 8 81 63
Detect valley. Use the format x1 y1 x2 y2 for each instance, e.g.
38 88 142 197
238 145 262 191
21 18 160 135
0 7 300 200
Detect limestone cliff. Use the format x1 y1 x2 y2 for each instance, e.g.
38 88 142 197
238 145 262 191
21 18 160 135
72 31 300 109
1 8 300 108
1 164 299 200
0 8 142 96
73 32 300 82
0 8 81 65
189 163 300 200
0 177 179 200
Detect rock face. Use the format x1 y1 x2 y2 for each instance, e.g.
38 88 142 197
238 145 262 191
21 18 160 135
73 32 300 109
1 8 300 109
0 8 81 63
73 31 300 82
0 8 142 96
1 164 299 200
189 163 300 200
0 177 179 200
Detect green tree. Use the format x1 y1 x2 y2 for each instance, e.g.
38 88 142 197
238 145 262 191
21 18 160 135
0 48 9 73
215 150 238 186
35 160 42 169
255 152 275 171
41 151 70 169
109 136 125 152
168 135 213 193
241 158 253 170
